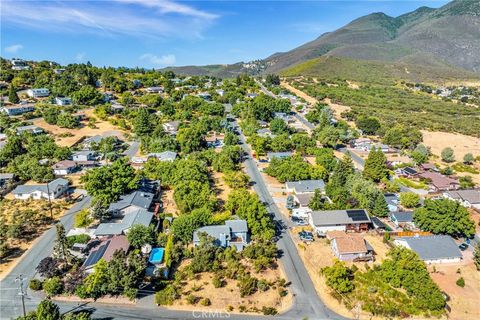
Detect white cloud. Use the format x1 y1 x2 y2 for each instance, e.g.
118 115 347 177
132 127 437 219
76 52 86 62
140 53 176 66
1 0 218 39
4 44 23 53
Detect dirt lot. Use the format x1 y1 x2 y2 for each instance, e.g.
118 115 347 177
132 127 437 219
33 109 128 147
0 199 71 279
161 189 178 216
421 130 480 160
428 251 480 320
211 171 232 208
165 262 292 315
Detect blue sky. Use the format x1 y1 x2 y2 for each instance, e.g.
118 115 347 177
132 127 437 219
1 0 449 68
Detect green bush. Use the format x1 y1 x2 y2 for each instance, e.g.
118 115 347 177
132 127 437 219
212 275 225 288
186 294 198 305
74 209 93 228
43 277 64 297
29 279 43 291
456 277 465 288
237 275 258 297
200 297 211 306
66 234 91 248
262 306 278 315
155 285 179 306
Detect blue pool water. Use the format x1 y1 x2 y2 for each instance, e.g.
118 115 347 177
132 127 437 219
149 247 164 264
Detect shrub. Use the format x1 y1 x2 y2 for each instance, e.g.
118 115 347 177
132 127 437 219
186 294 198 305
278 288 288 297
212 275 225 288
456 277 465 288
200 297 211 306
262 307 278 315
29 279 43 291
399 192 420 208
43 277 64 297
74 209 93 228
238 275 258 297
66 234 91 248
257 279 270 292
441 147 455 163
155 284 179 305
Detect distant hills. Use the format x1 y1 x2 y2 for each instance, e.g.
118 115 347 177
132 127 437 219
165 0 480 81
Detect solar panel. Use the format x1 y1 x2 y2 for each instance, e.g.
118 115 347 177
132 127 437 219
346 209 369 222
83 242 109 267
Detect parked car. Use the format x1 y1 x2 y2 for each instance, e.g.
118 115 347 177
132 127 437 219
299 231 314 242
458 243 468 251
291 216 308 226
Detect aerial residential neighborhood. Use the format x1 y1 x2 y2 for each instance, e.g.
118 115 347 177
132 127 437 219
1 1 480 320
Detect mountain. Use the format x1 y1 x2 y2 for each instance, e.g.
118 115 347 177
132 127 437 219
165 0 480 79
266 0 480 74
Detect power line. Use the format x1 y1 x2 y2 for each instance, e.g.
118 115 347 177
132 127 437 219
15 274 27 318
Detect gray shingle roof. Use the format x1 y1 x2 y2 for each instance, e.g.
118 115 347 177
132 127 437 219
193 225 230 243
286 180 325 193
310 209 371 226
267 152 293 159
391 211 414 222
148 151 177 161
12 178 69 194
445 190 480 204
108 190 154 211
396 235 462 261
225 219 248 233
94 208 153 236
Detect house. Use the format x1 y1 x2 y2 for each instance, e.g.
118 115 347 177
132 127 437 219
285 180 325 194
111 103 125 113
1 103 35 116
72 150 97 162
94 208 154 236
82 235 129 272
196 92 212 101
216 89 225 97
390 211 415 228
266 152 293 162
393 235 462 264
308 209 371 235
54 69 65 74
223 103 233 113
11 59 30 70
55 97 72 106
420 163 437 172
418 171 460 192
148 151 177 162
16 125 44 135
328 232 374 262
52 160 77 175
72 112 86 121
81 135 119 150
103 92 114 102
274 112 291 122
384 193 399 212
443 190 480 210
27 88 50 98
163 121 180 135
257 120 268 128
0 173 14 188
12 178 69 200
246 93 258 99
108 180 159 215
256 128 274 138
293 193 315 208
193 220 249 251
398 167 418 177
145 86 164 93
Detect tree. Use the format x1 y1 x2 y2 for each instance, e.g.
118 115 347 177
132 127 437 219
399 192 420 208
174 180 217 213
83 259 109 299
43 277 63 297
171 208 212 243
474 243 480 271
383 125 422 149
308 189 329 210
363 148 388 182
72 85 103 105
134 108 153 137
36 257 59 278
53 223 73 263
223 132 239 146
441 147 455 163
37 299 60 320
164 234 174 268
321 261 354 293
459 176 475 189
411 144 430 164
8 84 19 104
356 116 380 135
265 74 280 86
127 224 155 248
463 153 475 164
270 118 290 135
81 158 139 204
223 170 249 189
413 199 475 238
177 126 206 153
372 193 389 217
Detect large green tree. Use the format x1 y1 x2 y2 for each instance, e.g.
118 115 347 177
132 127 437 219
363 148 388 182
8 84 19 104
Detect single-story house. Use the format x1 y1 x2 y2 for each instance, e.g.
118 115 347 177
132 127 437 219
328 232 374 262
246 93 258 99
266 152 293 162
293 193 315 208
11 59 30 70
94 208 154 236
274 112 292 123
16 125 44 135
418 171 460 192
163 121 180 135
145 86 164 93
108 179 159 215
12 178 69 200
0 173 14 188
52 160 77 175
393 235 462 264
398 167 418 177
384 193 399 212
194 219 249 251
72 150 97 162
148 151 177 162
82 235 130 272
27 88 49 98
308 209 371 235
55 97 72 106
1 103 35 116
443 190 480 210
285 180 325 194
390 211 415 228
111 103 125 113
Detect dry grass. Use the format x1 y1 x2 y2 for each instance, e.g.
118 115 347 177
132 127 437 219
33 109 128 147
421 130 480 160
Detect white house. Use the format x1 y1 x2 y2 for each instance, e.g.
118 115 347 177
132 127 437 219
52 160 77 175
55 97 72 106
285 180 325 194
16 125 44 135
443 190 480 210
394 235 462 264
11 59 30 71
12 178 69 200
27 88 50 98
308 209 371 235
163 121 180 135
145 86 164 93
1 103 35 116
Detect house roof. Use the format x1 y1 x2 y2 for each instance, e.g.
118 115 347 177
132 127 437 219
286 180 325 193
193 225 231 243
395 235 462 261
390 211 414 222
16 125 42 132
108 190 154 212
0 173 14 180
83 235 129 268
225 219 248 233
163 121 180 130
73 150 95 157
420 163 436 170
12 178 69 195
94 208 154 236
445 190 480 204
402 167 418 175
148 151 177 161
310 209 371 226
267 152 293 158
333 234 368 254
52 160 77 170
419 172 459 189
371 217 388 229
384 193 399 207
294 193 315 207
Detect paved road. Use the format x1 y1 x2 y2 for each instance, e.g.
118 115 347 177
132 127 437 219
235 121 348 320
124 140 140 159
256 80 276 98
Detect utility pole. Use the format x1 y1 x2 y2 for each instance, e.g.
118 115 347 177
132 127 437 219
46 181 53 220
15 274 26 317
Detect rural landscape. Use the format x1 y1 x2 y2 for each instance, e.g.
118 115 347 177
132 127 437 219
1 0 479 320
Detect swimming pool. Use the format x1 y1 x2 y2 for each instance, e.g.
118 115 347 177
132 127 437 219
149 247 164 264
